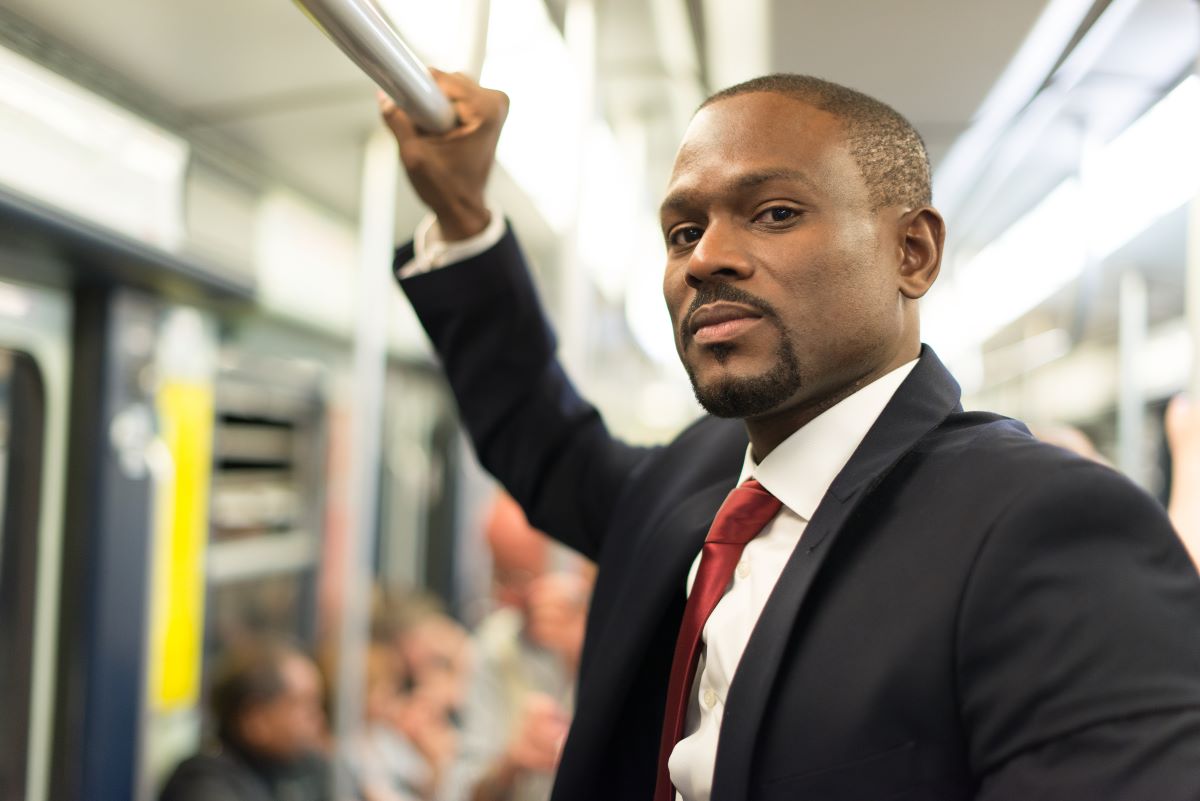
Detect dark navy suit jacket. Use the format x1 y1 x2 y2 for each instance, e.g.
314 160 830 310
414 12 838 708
398 227 1200 800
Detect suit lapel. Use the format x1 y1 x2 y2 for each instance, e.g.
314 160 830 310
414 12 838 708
711 347 963 798
561 477 735 771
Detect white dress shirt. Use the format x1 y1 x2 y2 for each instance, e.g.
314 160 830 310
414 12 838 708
399 213 918 801
396 208 506 279
668 359 917 801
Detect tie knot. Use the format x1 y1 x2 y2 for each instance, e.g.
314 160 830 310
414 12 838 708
706 478 782 546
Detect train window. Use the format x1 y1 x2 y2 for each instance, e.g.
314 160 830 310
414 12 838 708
195 358 325 741
207 571 314 651
0 348 45 801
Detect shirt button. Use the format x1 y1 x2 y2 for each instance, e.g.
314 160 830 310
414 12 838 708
736 560 750 579
702 688 718 709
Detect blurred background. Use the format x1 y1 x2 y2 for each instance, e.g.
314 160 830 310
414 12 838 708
0 0 1196 799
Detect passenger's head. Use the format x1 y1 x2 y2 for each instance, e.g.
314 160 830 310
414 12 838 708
363 641 404 723
210 641 325 760
485 492 550 610
660 74 945 427
372 588 470 715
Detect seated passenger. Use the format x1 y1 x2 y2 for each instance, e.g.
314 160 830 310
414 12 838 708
158 641 330 801
342 640 440 801
367 589 468 798
441 493 592 801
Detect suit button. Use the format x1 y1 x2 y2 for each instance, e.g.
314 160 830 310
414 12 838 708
702 688 718 709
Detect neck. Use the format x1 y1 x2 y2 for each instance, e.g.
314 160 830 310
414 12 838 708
743 343 919 461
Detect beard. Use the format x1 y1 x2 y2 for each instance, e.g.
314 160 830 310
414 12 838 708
684 328 803 419
678 283 804 419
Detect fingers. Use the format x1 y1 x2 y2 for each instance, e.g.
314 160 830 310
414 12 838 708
427 69 509 130
378 90 417 143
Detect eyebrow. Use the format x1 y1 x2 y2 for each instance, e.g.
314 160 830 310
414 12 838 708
659 168 816 218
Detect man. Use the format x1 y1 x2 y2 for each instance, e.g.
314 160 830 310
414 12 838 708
159 642 330 801
382 71 1200 800
444 492 590 801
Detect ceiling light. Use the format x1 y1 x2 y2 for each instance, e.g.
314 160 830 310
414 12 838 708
0 46 188 250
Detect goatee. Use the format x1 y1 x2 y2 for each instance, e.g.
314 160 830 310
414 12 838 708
686 335 803 419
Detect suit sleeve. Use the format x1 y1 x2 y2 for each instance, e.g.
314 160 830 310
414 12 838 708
396 226 651 560
957 460 1200 799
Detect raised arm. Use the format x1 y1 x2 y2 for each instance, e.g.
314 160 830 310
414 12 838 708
383 73 650 559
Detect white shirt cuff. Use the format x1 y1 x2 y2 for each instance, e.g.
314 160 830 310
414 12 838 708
397 205 506 279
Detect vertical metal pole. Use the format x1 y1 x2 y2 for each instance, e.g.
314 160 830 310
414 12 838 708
1189 9 1200 400
333 127 397 796
1190 193 1200 400
1118 268 1148 485
463 0 491 79
559 0 597 384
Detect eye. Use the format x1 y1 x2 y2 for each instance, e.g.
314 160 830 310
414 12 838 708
668 225 704 248
754 206 798 224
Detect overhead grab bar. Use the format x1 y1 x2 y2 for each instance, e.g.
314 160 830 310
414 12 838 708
292 0 457 133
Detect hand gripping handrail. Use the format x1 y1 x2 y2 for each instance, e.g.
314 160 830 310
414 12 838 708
292 0 457 133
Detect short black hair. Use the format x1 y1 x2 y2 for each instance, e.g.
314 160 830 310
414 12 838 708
702 74 932 210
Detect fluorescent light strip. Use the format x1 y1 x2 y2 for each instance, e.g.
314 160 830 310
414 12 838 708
1085 76 1200 258
0 45 188 249
932 76 1200 361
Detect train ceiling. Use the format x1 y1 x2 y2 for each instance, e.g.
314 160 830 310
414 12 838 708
0 0 1052 224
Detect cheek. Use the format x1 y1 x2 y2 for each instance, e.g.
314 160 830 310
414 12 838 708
773 247 888 343
662 267 689 345
662 266 684 321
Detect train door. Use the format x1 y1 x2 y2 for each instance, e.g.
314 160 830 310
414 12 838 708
0 277 71 801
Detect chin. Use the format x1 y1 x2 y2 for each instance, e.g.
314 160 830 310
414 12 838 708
688 348 803 420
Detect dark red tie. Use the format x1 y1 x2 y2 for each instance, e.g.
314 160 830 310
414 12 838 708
653 478 782 801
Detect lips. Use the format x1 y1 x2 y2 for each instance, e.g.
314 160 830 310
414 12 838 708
688 302 764 345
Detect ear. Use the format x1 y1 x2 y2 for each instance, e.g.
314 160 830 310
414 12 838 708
896 207 945 299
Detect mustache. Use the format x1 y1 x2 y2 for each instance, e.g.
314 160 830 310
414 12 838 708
681 283 780 344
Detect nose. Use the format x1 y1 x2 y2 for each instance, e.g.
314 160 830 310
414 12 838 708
684 219 752 289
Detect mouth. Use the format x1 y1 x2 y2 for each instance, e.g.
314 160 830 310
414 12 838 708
687 302 765 346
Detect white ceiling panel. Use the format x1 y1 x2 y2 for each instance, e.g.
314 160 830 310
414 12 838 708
0 0 367 107
769 0 1054 166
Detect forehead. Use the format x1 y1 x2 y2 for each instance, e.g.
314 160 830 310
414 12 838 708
665 92 862 205
279 654 320 694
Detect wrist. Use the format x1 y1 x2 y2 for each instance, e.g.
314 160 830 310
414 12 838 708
436 199 491 241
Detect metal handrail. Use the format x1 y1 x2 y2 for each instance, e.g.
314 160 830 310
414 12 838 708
292 0 457 133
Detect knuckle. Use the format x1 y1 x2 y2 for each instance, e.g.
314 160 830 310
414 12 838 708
400 150 426 172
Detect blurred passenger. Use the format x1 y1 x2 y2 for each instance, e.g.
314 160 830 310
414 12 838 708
1166 395 1200 564
442 493 592 801
377 589 472 725
369 589 468 798
159 641 330 801
347 643 437 801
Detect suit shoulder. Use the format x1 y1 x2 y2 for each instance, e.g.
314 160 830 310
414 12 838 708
925 411 1114 485
911 410 1173 534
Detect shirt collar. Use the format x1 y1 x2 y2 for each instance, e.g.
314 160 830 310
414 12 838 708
736 359 918 520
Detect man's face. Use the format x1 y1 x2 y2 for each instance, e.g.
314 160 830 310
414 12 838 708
242 654 326 760
661 92 907 422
